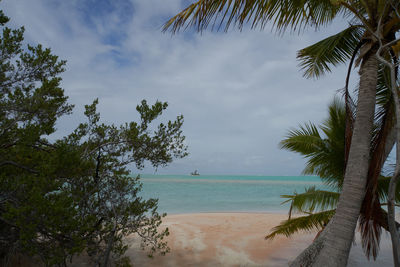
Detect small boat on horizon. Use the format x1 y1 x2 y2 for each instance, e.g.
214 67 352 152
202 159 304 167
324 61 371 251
191 170 200 176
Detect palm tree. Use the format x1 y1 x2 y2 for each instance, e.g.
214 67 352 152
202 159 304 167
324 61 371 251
164 1 400 265
265 98 399 260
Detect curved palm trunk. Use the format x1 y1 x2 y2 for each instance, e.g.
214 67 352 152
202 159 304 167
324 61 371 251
291 52 379 266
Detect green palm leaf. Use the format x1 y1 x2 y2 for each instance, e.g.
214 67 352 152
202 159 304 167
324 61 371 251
321 97 347 138
282 186 339 215
297 26 364 78
279 122 323 156
265 209 335 240
163 0 342 33
280 97 346 188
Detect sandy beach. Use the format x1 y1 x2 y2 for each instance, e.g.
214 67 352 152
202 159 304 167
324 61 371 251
124 212 394 266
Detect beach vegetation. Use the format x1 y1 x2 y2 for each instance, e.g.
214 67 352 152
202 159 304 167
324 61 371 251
164 1 400 265
0 8 187 267
266 98 400 260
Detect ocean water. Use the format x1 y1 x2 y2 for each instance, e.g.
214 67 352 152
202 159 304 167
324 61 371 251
137 175 330 215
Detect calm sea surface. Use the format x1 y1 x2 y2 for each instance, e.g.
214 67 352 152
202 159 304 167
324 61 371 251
137 174 329 215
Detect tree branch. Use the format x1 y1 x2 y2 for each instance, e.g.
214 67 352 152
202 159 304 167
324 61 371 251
0 160 38 174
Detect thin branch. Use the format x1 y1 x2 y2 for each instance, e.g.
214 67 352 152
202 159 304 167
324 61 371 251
377 0 390 35
94 146 101 184
37 139 57 149
390 1 400 19
345 41 364 94
0 160 38 174
381 203 400 207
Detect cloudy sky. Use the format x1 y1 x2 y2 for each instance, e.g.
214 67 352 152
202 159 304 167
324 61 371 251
3 0 356 175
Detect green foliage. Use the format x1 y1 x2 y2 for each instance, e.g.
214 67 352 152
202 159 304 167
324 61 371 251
279 97 346 188
297 26 363 78
268 98 399 245
163 0 343 33
0 8 187 267
266 99 346 240
281 187 339 217
266 210 335 240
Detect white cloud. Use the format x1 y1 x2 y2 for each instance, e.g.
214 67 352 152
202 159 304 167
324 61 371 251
2 0 353 175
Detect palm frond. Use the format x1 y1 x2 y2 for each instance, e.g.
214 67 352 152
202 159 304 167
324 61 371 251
265 209 335 240
303 154 343 188
321 97 347 138
163 0 342 33
317 97 346 186
280 98 346 188
359 212 382 260
297 26 364 78
279 122 323 155
281 186 339 215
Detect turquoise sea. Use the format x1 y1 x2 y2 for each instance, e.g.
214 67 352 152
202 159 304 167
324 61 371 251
138 175 329 215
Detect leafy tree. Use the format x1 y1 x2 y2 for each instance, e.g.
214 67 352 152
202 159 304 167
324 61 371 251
266 98 400 260
163 1 400 265
0 7 188 267
0 7 72 264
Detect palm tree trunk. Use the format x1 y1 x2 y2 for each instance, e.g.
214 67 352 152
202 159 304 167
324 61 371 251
382 52 400 267
290 51 379 266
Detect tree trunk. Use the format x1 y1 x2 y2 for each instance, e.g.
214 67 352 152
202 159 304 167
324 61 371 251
379 45 400 267
290 51 379 266
101 225 116 267
375 207 400 232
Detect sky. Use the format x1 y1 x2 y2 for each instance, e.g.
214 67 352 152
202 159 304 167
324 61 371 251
2 0 357 176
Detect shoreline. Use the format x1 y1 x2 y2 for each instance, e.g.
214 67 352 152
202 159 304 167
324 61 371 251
163 210 291 216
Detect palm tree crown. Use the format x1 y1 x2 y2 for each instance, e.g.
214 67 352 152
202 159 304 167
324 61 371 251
267 97 399 259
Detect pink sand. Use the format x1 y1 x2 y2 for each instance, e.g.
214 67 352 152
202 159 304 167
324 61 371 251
125 212 394 266
127 213 315 266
